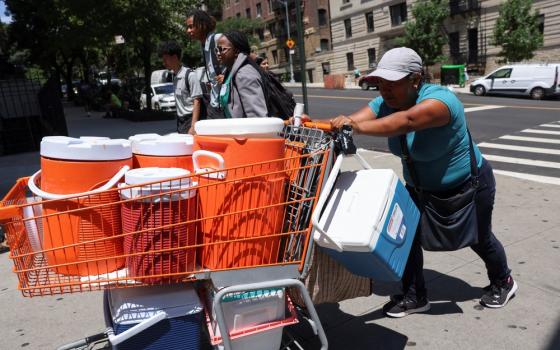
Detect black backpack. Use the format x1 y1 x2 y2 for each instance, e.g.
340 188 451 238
261 71 296 120
231 58 296 119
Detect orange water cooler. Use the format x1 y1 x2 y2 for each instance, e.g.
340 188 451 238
29 136 132 276
119 167 198 283
193 118 288 269
129 133 194 171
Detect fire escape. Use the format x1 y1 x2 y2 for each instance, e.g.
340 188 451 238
448 0 487 73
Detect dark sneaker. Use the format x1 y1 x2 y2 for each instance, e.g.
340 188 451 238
383 295 431 318
480 276 518 308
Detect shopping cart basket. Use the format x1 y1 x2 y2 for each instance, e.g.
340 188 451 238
0 122 335 349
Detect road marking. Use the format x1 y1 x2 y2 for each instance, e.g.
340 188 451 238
522 129 560 135
499 135 560 144
479 142 560 155
464 105 504 113
540 124 560 128
484 154 560 169
492 170 560 186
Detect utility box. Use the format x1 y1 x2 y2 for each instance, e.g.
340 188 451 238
441 64 466 87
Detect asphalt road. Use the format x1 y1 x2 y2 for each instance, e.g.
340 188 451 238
289 87 560 185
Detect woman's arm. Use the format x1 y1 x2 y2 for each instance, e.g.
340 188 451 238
346 99 451 137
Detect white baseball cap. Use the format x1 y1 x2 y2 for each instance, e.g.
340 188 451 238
368 47 423 81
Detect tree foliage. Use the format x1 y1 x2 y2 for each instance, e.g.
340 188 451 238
396 0 449 67
493 0 543 62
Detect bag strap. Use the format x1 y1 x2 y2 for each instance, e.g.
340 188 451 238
400 129 478 191
202 34 221 82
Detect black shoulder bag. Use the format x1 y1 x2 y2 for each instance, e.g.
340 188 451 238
400 131 480 251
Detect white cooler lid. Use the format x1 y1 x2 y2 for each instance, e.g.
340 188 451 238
124 167 191 186
194 118 284 137
316 169 397 252
41 136 131 161
108 284 202 325
129 133 194 156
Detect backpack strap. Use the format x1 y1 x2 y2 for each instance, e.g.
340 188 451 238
202 34 221 82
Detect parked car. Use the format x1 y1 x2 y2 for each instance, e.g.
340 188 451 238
139 83 176 111
358 74 379 90
470 64 560 100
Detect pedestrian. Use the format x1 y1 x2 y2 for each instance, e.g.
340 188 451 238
255 56 270 72
186 9 225 119
103 87 122 118
159 40 202 134
330 47 517 317
353 66 361 85
216 30 268 118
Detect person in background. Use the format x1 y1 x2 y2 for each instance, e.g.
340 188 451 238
103 87 122 118
255 56 270 72
353 66 361 85
330 47 516 317
159 40 202 134
216 31 268 118
186 9 224 119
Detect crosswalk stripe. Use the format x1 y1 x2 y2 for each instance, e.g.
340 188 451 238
540 124 560 128
484 154 560 169
499 135 560 144
493 170 560 185
464 105 504 113
478 142 560 155
522 129 560 135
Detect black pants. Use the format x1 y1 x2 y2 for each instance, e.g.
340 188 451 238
177 113 193 134
403 159 511 298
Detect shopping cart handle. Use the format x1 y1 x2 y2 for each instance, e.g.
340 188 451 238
108 311 167 346
303 121 333 131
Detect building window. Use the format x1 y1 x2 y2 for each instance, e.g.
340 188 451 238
272 50 278 64
257 28 264 41
236 12 241 18
318 9 327 26
246 8 251 18
346 52 354 71
268 22 276 38
225 0 230 7
449 31 460 63
390 2 407 26
344 18 352 38
342 0 350 3
256 3 262 17
235 0 239 2
320 39 329 52
322 62 331 75
268 0 273 14
367 48 376 68
538 14 545 35
365 12 374 33
468 28 478 63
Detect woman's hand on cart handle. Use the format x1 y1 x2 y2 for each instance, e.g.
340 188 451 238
330 115 358 131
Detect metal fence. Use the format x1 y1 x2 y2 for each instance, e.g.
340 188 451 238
0 73 67 155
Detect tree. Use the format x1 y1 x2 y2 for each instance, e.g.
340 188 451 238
396 0 449 74
493 0 543 63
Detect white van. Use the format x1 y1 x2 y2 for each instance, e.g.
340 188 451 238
470 64 560 99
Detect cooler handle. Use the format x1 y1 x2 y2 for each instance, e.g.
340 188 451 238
312 150 372 252
108 311 167 346
27 166 130 200
192 150 227 180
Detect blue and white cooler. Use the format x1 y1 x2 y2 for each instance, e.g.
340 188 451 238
104 283 203 350
312 153 420 281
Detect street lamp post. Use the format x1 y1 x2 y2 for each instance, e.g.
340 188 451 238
278 0 295 83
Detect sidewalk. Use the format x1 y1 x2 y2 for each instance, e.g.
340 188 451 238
0 105 558 349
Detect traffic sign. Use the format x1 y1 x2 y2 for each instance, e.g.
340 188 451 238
286 38 295 49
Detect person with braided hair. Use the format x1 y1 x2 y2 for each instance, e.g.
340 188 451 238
186 9 225 119
215 30 268 118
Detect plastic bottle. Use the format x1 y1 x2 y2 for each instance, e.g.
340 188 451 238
293 103 304 127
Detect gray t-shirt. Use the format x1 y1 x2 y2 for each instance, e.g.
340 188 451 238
173 66 202 116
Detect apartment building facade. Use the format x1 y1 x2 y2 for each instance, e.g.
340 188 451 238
323 0 560 82
222 0 332 83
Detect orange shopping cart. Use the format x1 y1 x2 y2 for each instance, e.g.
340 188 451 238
0 123 336 350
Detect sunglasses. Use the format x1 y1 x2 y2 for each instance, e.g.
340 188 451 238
215 46 233 54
